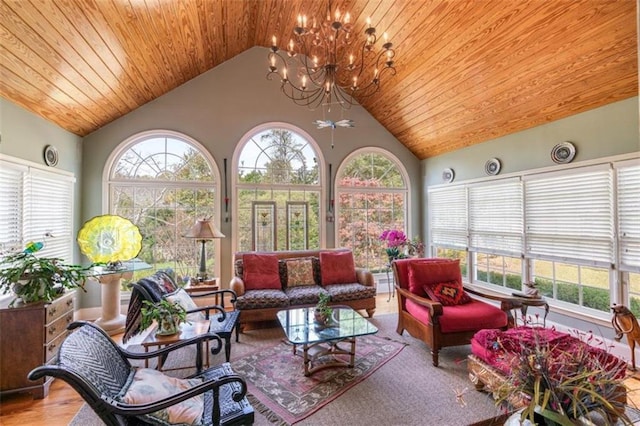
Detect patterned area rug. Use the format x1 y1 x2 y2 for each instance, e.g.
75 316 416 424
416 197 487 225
231 334 405 425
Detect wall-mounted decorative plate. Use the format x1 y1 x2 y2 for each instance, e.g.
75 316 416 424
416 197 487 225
551 141 576 164
442 168 455 183
485 158 501 175
43 145 59 167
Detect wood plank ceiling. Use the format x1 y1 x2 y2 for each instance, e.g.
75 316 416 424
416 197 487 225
0 0 637 159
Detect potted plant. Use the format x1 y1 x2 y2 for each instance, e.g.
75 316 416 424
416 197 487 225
0 242 91 306
140 299 188 336
314 293 333 325
496 329 631 425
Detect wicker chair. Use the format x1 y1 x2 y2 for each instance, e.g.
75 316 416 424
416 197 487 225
28 321 254 426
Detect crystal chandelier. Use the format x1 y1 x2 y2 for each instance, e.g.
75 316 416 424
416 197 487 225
267 1 397 111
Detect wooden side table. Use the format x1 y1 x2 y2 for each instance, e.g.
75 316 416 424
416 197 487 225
140 320 211 372
185 279 219 305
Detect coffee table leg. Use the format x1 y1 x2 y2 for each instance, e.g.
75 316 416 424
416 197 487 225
303 343 311 376
349 339 356 367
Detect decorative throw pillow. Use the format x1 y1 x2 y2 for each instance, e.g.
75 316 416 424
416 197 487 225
285 258 316 287
407 259 461 296
242 253 282 290
423 280 471 306
319 251 357 285
120 368 203 425
166 288 204 322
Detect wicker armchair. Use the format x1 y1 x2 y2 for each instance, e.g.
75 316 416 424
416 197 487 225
28 321 254 426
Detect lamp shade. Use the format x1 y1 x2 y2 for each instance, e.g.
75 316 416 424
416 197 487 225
184 219 225 240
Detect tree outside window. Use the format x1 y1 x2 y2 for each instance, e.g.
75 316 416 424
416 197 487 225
336 150 409 271
108 133 220 285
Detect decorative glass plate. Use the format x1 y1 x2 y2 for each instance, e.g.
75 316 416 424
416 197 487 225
77 215 142 263
485 158 501 175
551 141 576 164
442 168 455 183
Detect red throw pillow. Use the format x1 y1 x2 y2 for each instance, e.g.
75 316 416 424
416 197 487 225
423 280 471 306
320 251 357 285
242 253 282 290
407 259 461 296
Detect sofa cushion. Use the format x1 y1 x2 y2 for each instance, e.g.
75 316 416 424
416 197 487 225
422 280 471 306
407 259 461 297
236 289 289 310
285 285 328 305
120 367 203 425
284 258 316 287
324 283 377 302
320 251 357 285
242 253 282 290
405 298 507 333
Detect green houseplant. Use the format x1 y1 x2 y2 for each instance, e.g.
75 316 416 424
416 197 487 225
0 242 91 306
314 292 333 325
140 299 188 336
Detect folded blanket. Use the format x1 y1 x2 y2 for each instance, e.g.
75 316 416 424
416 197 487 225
123 271 178 343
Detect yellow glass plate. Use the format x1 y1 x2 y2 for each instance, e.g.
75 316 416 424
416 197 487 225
77 215 142 263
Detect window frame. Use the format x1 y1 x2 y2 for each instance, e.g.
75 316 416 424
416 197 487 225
232 122 325 255
335 147 411 272
103 130 222 280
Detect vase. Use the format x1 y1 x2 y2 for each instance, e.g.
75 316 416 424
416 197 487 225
156 315 180 336
314 310 330 326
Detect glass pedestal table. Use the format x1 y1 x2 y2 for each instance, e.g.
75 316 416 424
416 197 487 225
276 306 378 376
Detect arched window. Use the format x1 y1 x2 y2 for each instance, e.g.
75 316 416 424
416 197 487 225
336 149 410 271
234 124 323 252
106 131 221 281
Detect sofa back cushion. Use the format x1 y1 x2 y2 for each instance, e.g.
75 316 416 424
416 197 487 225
406 259 462 297
320 250 357 285
242 253 282 290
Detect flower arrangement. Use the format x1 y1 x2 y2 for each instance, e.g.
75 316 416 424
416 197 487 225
379 230 424 262
496 328 631 425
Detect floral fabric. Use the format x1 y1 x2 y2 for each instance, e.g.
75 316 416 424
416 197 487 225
236 289 289 310
285 285 328 305
285 258 316 287
120 367 203 425
323 283 376 302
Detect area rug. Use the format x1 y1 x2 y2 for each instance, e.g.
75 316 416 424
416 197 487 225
232 334 405 425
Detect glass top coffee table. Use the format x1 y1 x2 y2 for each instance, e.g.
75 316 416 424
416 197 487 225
276 306 378 376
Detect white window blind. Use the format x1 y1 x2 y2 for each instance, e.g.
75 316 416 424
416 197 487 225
0 162 26 252
469 179 523 256
0 158 74 262
616 160 640 271
429 185 468 248
524 165 613 266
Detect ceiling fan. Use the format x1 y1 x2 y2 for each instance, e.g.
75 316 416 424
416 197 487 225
313 119 355 129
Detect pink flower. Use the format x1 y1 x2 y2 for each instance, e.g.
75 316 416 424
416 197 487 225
379 230 407 248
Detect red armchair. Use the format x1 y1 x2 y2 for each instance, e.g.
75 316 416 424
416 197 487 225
392 258 511 366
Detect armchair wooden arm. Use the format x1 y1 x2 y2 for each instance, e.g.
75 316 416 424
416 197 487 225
395 285 444 318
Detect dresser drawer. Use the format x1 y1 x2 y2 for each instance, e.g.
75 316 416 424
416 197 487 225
45 292 74 324
45 311 73 344
45 330 69 362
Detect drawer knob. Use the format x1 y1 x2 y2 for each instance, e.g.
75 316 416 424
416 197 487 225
49 307 57 316
49 326 57 335
66 299 73 307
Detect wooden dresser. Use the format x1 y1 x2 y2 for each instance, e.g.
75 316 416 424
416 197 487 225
0 291 74 398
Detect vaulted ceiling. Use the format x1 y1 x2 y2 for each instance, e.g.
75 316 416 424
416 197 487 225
0 0 637 159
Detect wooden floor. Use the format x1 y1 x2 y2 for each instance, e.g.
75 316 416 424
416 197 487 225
2 292 639 425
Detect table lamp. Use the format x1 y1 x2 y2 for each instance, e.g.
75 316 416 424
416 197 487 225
184 218 225 280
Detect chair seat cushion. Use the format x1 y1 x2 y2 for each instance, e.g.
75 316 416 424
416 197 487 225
323 283 377 302
120 367 204 425
208 310 240 335
236 289 289 310
406 298 507 333
285 285 328 305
